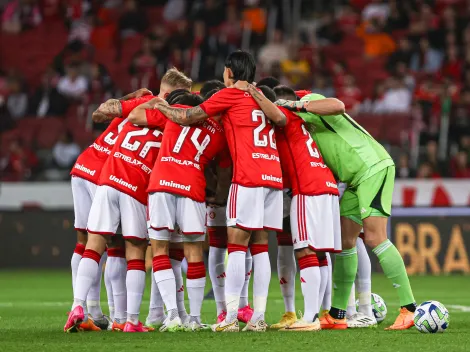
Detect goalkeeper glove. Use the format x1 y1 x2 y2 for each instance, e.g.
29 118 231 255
275 99 309 112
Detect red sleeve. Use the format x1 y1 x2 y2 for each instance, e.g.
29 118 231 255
121 95 155 117
217 145 232 168
199 88 233 116
278 106 292 124
145 109 167 130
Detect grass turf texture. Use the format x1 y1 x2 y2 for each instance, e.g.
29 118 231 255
1 271 469 352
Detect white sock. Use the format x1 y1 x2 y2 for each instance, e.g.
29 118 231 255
239 250 252 308
356 237 373 317
299 255 321 322
87 253 106 319
147 274 165 322
251 246 270 322
71 245 84 296
321 252 332 311
225 248 247 323
126 260 146 325
208 246 227 315
103 255 114 321
277 245 296 313
73 250 101 311
171 258 188 321
186 261 206 322
106 255 127 324
347 282 357 317
153 255 178 313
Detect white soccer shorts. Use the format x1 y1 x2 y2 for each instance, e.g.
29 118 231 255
71 176 97 232
87 185 148 240
290 194 341 252
226 184 283 232
148 192 206 242
206 206 227 227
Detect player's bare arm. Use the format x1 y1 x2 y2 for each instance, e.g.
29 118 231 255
246 84 287 126
92 110 113 123
118 88 152 101
156 104 209 126
276 98 345 116
128 97 166 126
97 98 123 117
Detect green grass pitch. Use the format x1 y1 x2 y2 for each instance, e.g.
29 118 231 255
1 271 470 352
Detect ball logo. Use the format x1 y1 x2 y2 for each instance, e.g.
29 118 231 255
209 211 216 219
244 92 251 98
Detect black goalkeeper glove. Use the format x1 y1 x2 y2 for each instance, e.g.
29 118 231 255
275 99 309 113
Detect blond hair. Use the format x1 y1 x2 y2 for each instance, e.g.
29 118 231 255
161 67 192 90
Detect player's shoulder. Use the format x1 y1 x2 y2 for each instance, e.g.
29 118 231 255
300 92 326 102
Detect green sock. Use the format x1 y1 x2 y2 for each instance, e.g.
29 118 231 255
373 239 415 306
332 248 358 311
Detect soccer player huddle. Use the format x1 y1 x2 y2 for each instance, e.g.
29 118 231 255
65 50 417 334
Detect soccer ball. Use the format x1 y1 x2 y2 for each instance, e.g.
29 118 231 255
355 293 387 323
414 301 450 333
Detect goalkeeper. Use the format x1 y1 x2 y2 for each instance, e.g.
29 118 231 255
274 93 416 331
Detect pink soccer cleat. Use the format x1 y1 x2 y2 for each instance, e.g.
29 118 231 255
217 311 227 323
123 321 151 332
64 306 85 333
237 305 254 324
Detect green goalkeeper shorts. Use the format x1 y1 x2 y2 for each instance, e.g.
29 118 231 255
340 166 395 226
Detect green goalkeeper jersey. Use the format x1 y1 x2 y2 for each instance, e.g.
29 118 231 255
296 93 394 187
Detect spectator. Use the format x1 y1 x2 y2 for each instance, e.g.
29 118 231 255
194 0 225 29
441 45 463 82
163 0 186 22
280 46 311 87
170 20 193 52
87 63 114 105
2 139 38 181
311 74 335 98
396 153 415 178
258 29 289 73
29 69 68 117
422 139 446 176
362 0 389 22
416 161 439 179
57 63 88 101
336 74 363 113
410 38 443 73
6 77 28 120
68 10 93 44
356 18 396 58
360 82 385 113
387 37 413 71
385 0 409 32
316 12 343 45
219 5 242 47
52 131 80 170
119 0 148 38
2 0 42 34
394 62 415 91
129 37 157 91
337 4 359 34
451 150 470 178
147 25 169 60
381 76 412 113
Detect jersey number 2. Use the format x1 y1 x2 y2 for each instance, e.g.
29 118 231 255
173 127 210 162
252 110 276 149
301 124 319 158
121 128 162 158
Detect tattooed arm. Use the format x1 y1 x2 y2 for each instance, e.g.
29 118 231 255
128 97 166 126
245 84 286 126
92 110 113 123
96 98 123 117
155 104 209 126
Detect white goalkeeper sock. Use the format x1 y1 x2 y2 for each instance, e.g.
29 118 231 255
239 250 252 308
208 246 227 315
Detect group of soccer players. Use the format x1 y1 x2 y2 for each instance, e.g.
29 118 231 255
64 50 418 333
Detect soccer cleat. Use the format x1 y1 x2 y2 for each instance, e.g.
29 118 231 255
280 318 321 332
145 316 166 330
217 311 227 324
112 321 126 331
237 304 254 323
159 316 183 332
211 319 239 332
91 315 111 330
242 319 268 332
184 321 211 332
320 309 329 319
64 306 86 333
385 308 414 330
320 313 347 330
347 313 377 328
123 321 150 332
79 319 102 331
270 312 297 330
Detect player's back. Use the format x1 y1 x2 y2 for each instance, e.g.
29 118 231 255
199 87 283 190
71 117 127 183
148 115 226 203
276 107 338 196
99 121 163 204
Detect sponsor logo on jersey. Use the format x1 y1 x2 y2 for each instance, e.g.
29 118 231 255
310 161 328 168
109 175 137 191
74 163 96 176
113 152 151 174
262 174 283 183
252 153 280 162
92 142 111 155
159 180 191 191
326 182 338 189
160 156 201 170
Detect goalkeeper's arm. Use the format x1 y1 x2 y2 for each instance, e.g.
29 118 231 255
276 98 345 116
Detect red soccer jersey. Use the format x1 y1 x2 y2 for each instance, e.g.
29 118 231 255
70 117 127 184
98 95 162 205
276 107 338 196
145 105 229 203
199 87 283 190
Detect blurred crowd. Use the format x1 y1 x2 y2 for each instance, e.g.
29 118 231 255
1 0 470 181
